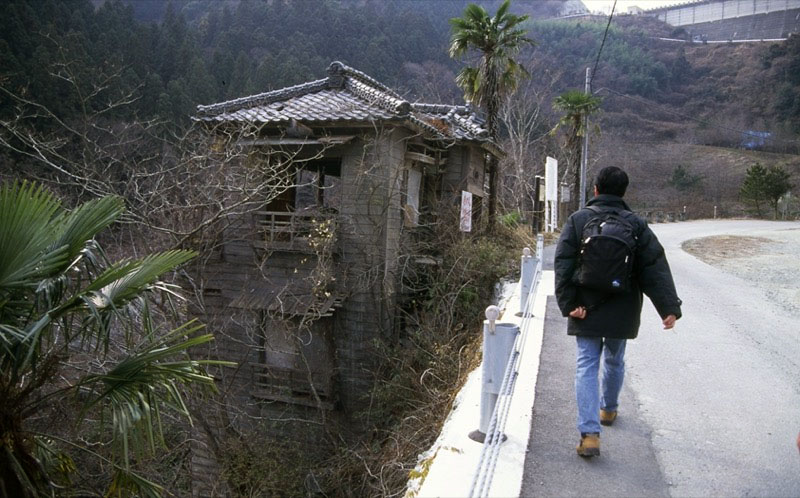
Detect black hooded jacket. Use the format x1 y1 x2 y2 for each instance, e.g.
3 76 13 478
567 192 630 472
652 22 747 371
554 194 682 339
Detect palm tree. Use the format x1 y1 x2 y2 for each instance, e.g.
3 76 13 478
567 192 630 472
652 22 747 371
552 89 602 212
0 182 229 496
449 0 534 230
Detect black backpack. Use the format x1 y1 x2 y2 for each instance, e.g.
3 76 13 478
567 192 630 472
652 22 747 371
573 206 639 294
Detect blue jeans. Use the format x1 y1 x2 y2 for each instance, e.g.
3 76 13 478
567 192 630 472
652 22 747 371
575 336 627 434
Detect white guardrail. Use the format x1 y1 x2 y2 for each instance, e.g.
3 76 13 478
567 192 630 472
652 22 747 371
468 235 544 497
407 234 548 498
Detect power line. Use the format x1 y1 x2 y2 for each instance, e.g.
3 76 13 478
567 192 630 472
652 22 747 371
589 0 617 92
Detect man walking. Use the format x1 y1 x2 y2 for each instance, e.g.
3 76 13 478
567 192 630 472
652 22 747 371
554 166 682 457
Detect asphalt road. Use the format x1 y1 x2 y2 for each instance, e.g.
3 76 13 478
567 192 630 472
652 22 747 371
522 219 800 497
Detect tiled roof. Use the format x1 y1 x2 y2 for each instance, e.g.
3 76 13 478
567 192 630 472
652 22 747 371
196 61 491 144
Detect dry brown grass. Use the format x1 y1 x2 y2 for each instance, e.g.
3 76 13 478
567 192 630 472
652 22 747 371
314 225 533 496
682 235 775 263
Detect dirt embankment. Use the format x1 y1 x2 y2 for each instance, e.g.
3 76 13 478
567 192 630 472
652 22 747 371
682 229 800 316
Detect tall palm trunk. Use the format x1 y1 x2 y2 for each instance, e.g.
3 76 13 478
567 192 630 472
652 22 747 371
569 124 582 213
485 71 500 231
552 90 602 215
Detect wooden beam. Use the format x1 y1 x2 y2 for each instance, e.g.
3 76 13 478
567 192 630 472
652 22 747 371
236 135 355 146
405 151 437 165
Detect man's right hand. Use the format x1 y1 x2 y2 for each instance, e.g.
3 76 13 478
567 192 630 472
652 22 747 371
662 314 677 329
569 306 587 320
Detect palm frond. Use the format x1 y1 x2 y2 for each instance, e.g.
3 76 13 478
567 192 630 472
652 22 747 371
30 433 165 498
55 250 196 318
456 67 481 104
50 195 124 264
0 183 224 497
0 324 26 351
449 0 535 123
552 90 603 137
79 321 232 467
463 3 490 25
32 436 76 488
0 181 69 289
0 183 124 332
497 27 535 51
494 0 511 23
449 4 491 58
500 58 529 93
15 312 52 374
106 467 164 498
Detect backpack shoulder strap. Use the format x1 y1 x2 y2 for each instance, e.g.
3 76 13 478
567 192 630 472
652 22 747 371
589 204 632 219
586 205 625 215
587 205 641 242
586 205 603 214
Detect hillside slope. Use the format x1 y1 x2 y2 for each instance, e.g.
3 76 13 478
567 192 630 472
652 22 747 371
1 1 797 217
524 15 800 216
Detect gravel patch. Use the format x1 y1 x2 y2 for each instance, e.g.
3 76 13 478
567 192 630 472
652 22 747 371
681 228 800 316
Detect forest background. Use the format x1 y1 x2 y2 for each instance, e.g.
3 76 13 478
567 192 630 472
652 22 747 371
3 0 800 221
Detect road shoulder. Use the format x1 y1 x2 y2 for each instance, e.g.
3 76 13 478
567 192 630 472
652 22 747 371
521 296 670 497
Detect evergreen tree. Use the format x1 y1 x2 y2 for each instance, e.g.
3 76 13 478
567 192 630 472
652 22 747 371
668 164 703 192
740 163 768 217
763 165 793 219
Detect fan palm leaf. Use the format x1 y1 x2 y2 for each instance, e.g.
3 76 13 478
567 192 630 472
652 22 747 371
0 182 225 496
80 321 229 467
448 0 534 113
0 182 123 290
552 90 603 211
553 89 603 137
0 181 68 289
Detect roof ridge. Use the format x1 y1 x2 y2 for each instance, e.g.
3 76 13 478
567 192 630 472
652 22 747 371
412 103 472 115
328 61 404 100
328 61 411 116
198 61 410 117
449 112 489 138
345 78 411 116
196 78 329 116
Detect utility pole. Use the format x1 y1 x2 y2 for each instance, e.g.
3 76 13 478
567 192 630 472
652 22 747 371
580 67 590 209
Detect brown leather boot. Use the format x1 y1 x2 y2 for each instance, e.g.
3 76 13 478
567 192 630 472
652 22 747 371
600 409 617 426
576 433 600 457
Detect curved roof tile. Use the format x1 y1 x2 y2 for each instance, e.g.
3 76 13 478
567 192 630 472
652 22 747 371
195 61 492 144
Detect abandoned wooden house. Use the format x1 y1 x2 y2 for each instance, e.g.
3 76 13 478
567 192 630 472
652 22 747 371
191 61 500 457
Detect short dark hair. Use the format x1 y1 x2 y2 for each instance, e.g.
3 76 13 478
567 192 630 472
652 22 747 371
594 166 629 197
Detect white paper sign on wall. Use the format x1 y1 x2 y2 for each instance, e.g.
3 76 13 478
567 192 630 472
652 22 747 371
460 191 472 232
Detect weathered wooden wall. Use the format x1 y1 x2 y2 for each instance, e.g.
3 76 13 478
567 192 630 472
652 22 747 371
333 126 408 414
442 145 487 199
189 129 485 495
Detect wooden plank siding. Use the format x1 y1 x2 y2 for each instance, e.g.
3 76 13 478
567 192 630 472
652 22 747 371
187 127 488 484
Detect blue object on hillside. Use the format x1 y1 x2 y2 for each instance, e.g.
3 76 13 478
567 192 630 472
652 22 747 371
741 131 772 149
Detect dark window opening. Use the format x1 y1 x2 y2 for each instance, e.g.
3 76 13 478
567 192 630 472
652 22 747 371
403 163 424 227
253 312 336 409
263 158 341 213
294 159 341 213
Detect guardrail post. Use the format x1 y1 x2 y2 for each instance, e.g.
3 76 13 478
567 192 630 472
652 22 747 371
518 247 535 316
469 305 520 443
